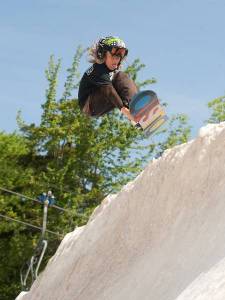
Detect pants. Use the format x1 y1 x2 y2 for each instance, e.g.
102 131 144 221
82 71 138 117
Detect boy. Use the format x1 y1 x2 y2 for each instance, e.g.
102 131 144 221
78 36 138 123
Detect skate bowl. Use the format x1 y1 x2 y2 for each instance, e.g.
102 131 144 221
17 122 225 300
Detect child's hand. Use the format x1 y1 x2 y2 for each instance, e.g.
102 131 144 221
120 107 135 122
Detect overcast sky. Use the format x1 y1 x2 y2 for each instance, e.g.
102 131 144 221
1 0 225 136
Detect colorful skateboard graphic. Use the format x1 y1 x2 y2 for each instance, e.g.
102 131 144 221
130 90 168 136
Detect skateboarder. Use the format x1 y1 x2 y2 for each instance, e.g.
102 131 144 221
78 36 138 123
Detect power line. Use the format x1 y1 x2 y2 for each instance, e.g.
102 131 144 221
0 186 70 213
0 213 62 237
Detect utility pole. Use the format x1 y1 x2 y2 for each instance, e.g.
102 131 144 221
20 191 55 291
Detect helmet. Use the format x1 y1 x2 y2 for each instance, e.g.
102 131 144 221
96 36 128 60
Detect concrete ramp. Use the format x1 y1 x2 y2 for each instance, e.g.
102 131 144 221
17 122 225 300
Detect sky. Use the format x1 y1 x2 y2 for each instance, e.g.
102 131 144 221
1 0 225 137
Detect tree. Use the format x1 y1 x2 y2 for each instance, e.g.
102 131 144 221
0 132 37 299
207 95 225 123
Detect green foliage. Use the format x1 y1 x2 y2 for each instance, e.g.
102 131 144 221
207 95 225 123
0 132 32 188
0 132 38 299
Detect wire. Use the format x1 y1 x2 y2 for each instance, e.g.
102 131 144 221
0 186 70 213
0 213 62 237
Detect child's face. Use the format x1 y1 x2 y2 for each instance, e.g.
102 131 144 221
104 51 121 70
104 48 126 70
